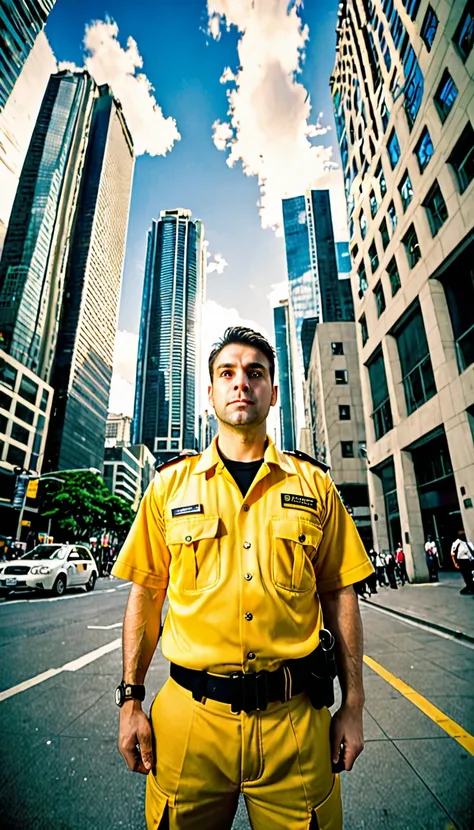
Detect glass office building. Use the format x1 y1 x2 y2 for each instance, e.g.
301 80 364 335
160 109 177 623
133 209 205 462
45 86 135 472
0 0 56 110
273 300 296 451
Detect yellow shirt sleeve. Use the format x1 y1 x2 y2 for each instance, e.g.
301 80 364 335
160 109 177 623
315 474 374 593
111 474 170 589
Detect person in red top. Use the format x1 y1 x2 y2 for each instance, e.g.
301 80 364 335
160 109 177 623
395 544 408 585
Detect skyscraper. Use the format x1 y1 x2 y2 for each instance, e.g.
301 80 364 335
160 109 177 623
273 300 296 451
45 85 135 472
133 209 205 462
0 0 56 110
331 0 474 578
0 71 96 377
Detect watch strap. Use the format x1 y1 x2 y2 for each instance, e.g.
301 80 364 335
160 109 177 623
117 681 145 705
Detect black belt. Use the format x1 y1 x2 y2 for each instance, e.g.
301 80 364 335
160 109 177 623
170 655 313 715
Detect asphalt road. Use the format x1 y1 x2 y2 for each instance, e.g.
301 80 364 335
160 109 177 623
0 578 472 829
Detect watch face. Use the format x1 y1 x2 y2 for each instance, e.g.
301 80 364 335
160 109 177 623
115 686 123 706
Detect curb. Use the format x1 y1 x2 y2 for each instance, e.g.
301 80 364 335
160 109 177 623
360 597 474 644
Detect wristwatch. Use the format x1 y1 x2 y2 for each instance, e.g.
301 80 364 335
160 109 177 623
115 680 146 707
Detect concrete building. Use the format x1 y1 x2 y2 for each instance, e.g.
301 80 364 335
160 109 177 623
133 209 206 464
0 349 53 534
302 323 372 548
199 409 218 451
331 0 474 577
103 445 141 506
105 413 133 448
273 300 296 451
0 0 56 110
128 442 156 501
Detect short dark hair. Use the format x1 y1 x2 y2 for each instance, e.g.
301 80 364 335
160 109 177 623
208 326 276 384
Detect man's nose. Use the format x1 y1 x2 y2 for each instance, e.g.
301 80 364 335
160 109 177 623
233 371 249 390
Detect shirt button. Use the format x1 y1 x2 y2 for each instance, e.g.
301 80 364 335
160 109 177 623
247 652 256 660
244 573 253 581
245 612 253 621
243 504 250 512
185 535 192 543
298 534 306 543
243 541 251 549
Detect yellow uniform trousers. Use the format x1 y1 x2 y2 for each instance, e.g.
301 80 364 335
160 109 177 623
145 677 342 830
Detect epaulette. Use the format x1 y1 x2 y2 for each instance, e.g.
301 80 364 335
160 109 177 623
155 450 200 472
283 449 330 473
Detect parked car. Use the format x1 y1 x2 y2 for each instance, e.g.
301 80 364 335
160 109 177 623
0 544 98 596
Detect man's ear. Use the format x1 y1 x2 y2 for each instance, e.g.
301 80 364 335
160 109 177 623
208 384 213 406
271 385 278 407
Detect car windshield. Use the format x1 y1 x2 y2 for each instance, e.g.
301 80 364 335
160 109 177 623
21 545 68 561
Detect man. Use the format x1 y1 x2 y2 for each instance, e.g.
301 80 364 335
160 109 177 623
395 543 407 586
112 327 374 830
424 535 439 582
451 531 474 595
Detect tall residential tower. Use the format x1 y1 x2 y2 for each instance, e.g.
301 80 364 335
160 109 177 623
133 209 205 462
0 0 56 110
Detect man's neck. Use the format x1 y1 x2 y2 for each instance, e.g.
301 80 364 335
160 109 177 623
216 424 267 462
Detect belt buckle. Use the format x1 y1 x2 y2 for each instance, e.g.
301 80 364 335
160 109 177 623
230 671 269 714
230 671 244 714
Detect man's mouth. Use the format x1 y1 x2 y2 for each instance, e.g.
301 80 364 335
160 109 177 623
228 399 254 406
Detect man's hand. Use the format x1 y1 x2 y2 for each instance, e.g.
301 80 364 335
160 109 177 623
118 700 154 775
330 702 364 772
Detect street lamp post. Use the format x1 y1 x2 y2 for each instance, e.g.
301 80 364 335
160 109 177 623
15 467 102 542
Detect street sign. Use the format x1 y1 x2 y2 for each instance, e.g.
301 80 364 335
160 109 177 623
12 474 29 509
26 479 39 499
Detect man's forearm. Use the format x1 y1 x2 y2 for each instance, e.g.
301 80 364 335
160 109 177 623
320 585 364 706
122 583 166 684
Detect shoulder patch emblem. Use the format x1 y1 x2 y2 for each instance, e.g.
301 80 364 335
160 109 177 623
283 450 330 472
156 450 200 472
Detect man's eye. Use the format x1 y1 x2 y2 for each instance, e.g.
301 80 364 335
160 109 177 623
250 371 262 378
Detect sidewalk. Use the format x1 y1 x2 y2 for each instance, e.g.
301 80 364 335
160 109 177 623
361 571 474 641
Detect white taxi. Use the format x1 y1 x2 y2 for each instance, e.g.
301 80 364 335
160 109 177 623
0 544 99 596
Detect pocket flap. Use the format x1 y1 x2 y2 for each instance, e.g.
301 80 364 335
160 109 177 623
272 519 321 548
312 775 342 829
166 516 219 545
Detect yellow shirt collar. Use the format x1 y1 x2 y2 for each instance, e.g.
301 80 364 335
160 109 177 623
192 434 296 476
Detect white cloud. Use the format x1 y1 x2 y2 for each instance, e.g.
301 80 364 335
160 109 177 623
267 280 288 308
206 252 228 274
108 329 139 417
60 19 181 157
207 1 343 235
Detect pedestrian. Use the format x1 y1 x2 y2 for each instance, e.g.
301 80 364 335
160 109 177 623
384 552 398 590
112 326 374 830
424 535 439 582
450 531 474 595
367 549 378 594
395 543 408 585
374 548 387 587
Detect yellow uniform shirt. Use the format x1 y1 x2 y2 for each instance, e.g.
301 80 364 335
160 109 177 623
112 436 373 675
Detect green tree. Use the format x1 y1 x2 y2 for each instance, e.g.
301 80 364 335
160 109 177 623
39 471 135 542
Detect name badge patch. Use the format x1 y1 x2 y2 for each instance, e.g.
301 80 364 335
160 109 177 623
171 504 204 518
281 494 318 512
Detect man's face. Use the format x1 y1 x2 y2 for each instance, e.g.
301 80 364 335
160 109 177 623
209 343 277 429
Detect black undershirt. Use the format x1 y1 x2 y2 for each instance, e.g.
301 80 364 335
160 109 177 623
221 456 264 497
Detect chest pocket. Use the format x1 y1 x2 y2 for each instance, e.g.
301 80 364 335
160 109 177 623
271 519 322 593
166 516 220 594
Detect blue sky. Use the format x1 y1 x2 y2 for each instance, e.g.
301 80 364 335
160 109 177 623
44 0 343 413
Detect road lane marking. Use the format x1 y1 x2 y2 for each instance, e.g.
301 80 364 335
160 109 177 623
363 654 474 755
362 602 474 651
0 638 122 703
87 622 123 630
0 582 132 607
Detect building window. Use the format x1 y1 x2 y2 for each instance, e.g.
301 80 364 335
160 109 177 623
6 445 26 467
380 99 390 132
157 440 167 450
369 189 378 219
339 405 351 420
402 224 422 268
387 256 401 296
369 241 379 273
0 390 12 411
19 376 38 406
440 242 474 373
331 342 344 355
415 127 434 172
453 2 474 62
360 314 369 346
379 218 390 250
420 6 438 51
398 170 414 212
359 211 367 239
434 70 458 123
403 48 424 129
106 423 119 438
448 122 474 194
395 303 436 414
376 161 387 197
374 281 386 317
0 413 7 434
11 422 30 445
402 0 421 20
335 370 348 385
468 405 474 443
423 181 448 236
15 402 35 425
387 129 401 169
341 441 354 458
358 260 368 297
367 349 393 440
0 358 17 391
39 389 49 412
388 200 397 232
